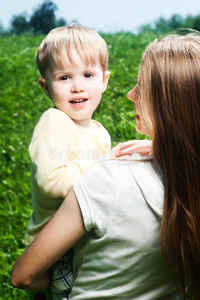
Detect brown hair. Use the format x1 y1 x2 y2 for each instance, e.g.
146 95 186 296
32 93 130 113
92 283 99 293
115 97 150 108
139 34 200 299
36 25 108 78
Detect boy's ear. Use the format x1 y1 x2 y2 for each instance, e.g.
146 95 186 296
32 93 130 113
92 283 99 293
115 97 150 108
102 71 110 93
38 78 51 99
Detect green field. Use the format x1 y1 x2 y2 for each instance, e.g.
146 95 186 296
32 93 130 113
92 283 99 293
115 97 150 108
1 31 159 298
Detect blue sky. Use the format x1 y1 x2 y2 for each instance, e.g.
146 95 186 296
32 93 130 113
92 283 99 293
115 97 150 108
1 0 200 33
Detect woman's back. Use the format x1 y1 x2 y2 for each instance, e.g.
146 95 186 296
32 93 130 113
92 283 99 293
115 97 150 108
71 157 179 299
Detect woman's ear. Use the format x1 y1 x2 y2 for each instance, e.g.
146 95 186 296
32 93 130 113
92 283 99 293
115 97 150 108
38 78 51 99
102 71 110 93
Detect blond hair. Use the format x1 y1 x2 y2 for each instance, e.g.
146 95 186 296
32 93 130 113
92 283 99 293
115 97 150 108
36 25 108 78
139 33 200 299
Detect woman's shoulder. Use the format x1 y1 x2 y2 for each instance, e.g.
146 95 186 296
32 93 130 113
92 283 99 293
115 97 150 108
74 158 154 195
87 158 163 205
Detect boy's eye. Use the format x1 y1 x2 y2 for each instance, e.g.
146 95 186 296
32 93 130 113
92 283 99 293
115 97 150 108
60 76 69 80
84 73 93 78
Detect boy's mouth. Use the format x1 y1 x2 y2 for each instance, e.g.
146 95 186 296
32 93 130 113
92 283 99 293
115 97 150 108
69 99 88 104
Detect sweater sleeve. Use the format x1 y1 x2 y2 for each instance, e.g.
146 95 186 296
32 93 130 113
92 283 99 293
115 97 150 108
30 139 84 198
29 108 92 198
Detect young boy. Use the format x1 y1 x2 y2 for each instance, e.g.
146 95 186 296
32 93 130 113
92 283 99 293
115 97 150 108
24 25 112 299
25 25 152 299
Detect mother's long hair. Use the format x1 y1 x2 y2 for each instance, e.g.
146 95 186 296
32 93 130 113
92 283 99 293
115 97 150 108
139 34 200 299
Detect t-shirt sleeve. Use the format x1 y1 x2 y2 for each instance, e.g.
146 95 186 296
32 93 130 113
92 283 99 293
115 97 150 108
73 160 117 233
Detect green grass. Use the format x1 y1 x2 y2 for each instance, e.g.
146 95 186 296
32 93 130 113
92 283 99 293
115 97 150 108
0 31 158 298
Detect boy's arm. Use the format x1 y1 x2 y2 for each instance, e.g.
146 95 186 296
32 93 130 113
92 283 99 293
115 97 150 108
11 189 86 291
31 134 98 198
30 109 95 198
32 140 84 198
111 139 152 158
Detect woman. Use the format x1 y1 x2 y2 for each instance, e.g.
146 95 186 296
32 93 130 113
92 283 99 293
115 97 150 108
11 34 200 299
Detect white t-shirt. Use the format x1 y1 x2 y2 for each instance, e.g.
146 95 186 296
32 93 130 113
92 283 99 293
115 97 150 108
72 156 179 299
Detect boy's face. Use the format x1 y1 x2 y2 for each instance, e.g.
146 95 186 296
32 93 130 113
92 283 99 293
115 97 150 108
39 48 110 128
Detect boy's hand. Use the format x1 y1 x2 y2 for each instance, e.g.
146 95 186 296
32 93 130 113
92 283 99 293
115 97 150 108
111 139 152 158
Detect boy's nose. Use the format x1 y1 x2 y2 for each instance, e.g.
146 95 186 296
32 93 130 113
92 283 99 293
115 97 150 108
71 79 84 93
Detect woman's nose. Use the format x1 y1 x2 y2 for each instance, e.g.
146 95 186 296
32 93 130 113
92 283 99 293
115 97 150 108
127 85 138 103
